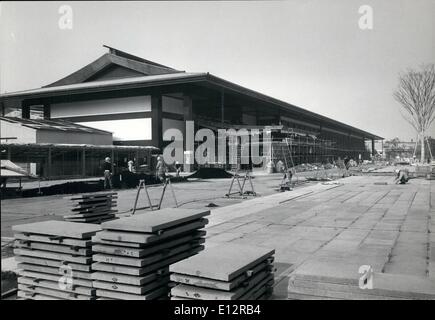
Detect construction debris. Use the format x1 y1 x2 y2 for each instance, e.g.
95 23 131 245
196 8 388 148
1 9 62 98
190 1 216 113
12 221 101 300
169 243 275 300
91 208 210 300
205 202 219 208
64 192 118 223
188 168 233 179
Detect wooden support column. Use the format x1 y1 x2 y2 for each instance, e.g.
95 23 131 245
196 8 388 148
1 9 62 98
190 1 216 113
299 136 302 165
183 95 193 122
147 150 152 167
372 139 376 156
151 94 163 149
183 94 194 172
111 149 115 173
47 147 52 179
221 89 225 127
82 148 86 177
22 103 30 119
43 103 51 119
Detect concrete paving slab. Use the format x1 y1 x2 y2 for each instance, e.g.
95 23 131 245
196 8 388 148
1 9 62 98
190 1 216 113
98 219 208 244
12 221 101 239
102 208 210 233
229 222 269 234
206 232 245 244
383 257 428 277
284 239 325 254
170 243 274 281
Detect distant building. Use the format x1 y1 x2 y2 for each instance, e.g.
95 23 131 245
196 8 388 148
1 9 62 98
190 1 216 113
384 138 435 162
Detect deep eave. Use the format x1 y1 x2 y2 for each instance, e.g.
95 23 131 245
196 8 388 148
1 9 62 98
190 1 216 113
0 72 207 99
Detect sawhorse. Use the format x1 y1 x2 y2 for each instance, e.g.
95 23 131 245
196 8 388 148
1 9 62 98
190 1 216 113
225 171 256 198
131 179 158 214
157 177 178 210
131 178 179 214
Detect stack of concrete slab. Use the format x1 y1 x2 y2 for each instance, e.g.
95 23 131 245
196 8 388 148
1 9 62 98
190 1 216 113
287 260 435 300
64 192 118 223
169 243 275 300
91 208 210 300
13 221 101 300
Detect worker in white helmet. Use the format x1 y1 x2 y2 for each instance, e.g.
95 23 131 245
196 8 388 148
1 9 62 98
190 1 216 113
175 160 182 177
127 160 135 173
102 157 113 189
155 156 166 182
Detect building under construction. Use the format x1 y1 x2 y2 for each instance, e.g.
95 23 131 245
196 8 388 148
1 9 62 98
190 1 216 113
0 45 382 177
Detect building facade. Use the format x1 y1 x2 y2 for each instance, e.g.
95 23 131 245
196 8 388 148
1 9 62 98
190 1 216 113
1 45 382 173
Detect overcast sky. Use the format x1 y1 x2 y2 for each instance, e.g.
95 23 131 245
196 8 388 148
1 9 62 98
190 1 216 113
1 0 434 141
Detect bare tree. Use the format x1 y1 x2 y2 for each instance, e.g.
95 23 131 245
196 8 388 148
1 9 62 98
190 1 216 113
394 64 435 163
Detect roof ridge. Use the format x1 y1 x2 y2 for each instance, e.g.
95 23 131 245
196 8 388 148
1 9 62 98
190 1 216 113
103 45 177 71
43 47 183 88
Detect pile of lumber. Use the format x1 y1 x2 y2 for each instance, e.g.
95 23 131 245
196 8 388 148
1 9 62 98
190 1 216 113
91 208 210 300
169 243 275 300
13 221 101 300
287 260 435 300
64 192 118 223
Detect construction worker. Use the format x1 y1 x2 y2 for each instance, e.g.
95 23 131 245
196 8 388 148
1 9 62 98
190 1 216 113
156 156 166 182
394 168 409 184
128 160 135 173
344 156 351 170
175 161 182 177
280 168 293 191
276 160 285 173
103 157 113 189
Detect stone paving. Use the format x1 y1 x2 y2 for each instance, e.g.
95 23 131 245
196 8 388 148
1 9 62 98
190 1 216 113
204 175 434 299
